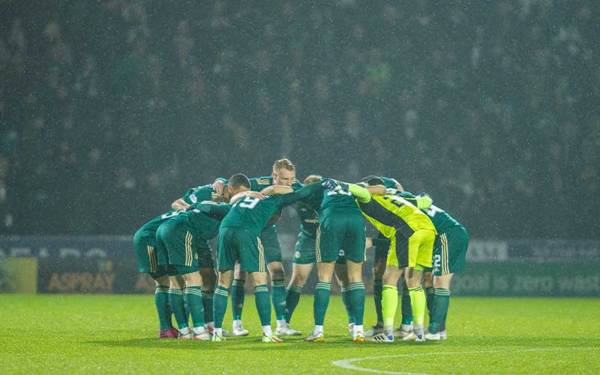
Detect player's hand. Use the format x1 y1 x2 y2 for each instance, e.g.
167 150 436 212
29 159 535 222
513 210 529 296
416 194 433 209
212 179 225 195
171 199 191 211
245 191 266 200
321 178 338 190
365 237 373 249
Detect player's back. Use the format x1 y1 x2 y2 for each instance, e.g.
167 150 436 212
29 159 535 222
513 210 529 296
179 202 230 240
400 191 462 232
220 195 282 237
321 189 361 215
371 194 435 232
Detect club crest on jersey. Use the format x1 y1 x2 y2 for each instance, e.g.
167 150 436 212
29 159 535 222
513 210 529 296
189 195 198 203
294 251 301 259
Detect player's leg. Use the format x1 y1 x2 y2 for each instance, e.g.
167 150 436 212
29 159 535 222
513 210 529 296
404 229 435 342
154 223 189 337
261 227 288 333
241 233 282 343
284 234 316 335
424 270 434 322
343 217 367 342
199 266 216 333
231 264 248 336
334 260 353 332
374 231 404 342
268 261 289 332
306 260 335 342
367 240 387 336
134 227 174 337
284 263 312 333
181 271 209 340
212 269 233 341
426 273 452 340
305 223 337 342
346 259 366 342
152 274 176 338
427 226 469 341
168 275 190 337
212 228 237 342
395 276 413 338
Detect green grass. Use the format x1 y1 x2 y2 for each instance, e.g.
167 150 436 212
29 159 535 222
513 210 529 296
1 295 599 374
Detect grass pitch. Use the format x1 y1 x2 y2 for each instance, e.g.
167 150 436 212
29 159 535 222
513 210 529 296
1 294 599 374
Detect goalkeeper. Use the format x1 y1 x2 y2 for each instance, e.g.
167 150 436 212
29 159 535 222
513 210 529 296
333 180 436 342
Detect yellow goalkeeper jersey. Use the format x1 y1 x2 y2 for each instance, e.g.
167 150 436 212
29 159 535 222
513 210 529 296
358 194 436 238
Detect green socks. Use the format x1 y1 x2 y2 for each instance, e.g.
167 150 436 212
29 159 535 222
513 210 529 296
408 286 426 326
231 279 245 321
373 279 383 325
429 288 450 334
213 285 230 329
254 284 272 326
313 282 331 326
271 279 287 321
401 283 413 325
348 282 365 326
155 285 172 330
183 286 205 328
381 284 398 332
168 288 188 330
426 287 435 318
202 288 214 324
340 287 353 324
285 285 303 322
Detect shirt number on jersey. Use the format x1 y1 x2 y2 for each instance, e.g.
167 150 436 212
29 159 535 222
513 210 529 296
238 196 260 209
383 195 405 208
433 254 441 270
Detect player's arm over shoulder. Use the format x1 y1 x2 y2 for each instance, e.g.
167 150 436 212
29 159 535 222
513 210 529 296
261 185 294 196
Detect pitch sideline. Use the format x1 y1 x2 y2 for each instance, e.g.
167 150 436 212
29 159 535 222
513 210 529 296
331 347 599 374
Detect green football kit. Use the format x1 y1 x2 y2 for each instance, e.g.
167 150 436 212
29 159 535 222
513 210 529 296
133 184 215 278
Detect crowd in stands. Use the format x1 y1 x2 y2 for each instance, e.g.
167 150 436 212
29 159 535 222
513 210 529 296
0 0 598 239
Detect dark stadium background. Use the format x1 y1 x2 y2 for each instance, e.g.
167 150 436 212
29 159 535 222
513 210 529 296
1 0 597 239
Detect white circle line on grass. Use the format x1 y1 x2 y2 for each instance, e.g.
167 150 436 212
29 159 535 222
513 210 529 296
331 347 599 375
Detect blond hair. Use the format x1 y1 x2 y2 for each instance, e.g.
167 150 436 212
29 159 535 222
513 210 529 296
272 158 296 172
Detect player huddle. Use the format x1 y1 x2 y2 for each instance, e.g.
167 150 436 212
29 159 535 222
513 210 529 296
133 159 469 343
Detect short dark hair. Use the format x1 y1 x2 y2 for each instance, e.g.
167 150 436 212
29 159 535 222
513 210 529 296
361 175 385 186
228 173 250 189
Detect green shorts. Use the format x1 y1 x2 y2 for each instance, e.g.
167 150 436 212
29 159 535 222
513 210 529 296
293 233 316 264
316 211 365 263
217 227 267 273
433 225 469 276
155 220 214 275
133 227 171 278
260 225 282 264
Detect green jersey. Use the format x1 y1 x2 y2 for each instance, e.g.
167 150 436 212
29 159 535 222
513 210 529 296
221 183 323 237
137 185 215 235
399 191 462 233
175 201 232 241
321 181 362 214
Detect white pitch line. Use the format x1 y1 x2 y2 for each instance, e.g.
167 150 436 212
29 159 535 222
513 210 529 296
331 347 599 374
